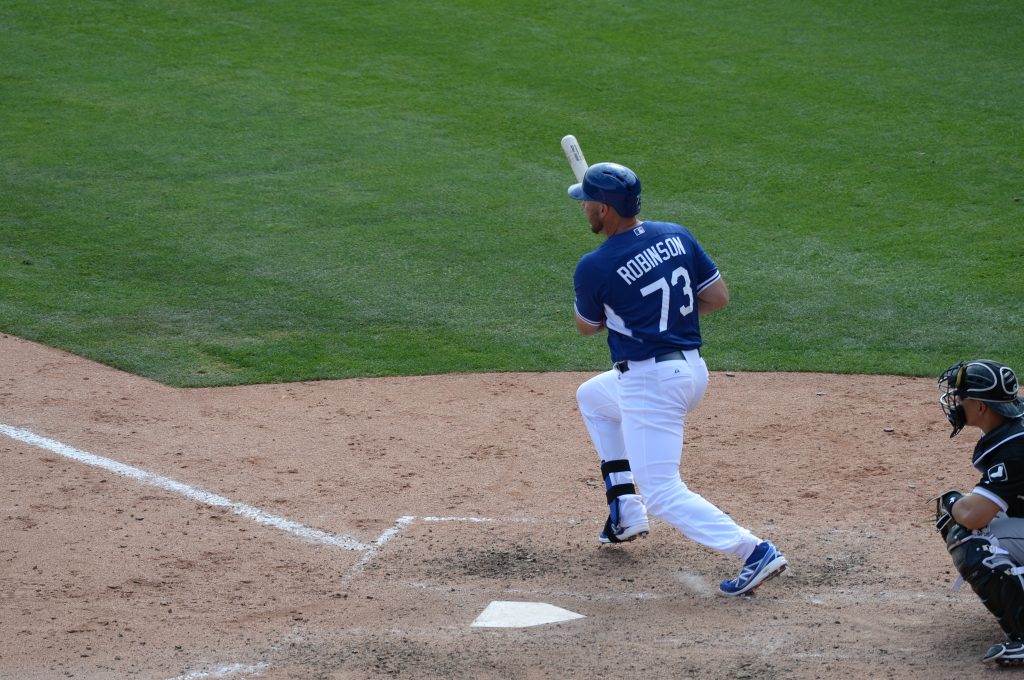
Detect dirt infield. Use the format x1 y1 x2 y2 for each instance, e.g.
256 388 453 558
0 334 1007 678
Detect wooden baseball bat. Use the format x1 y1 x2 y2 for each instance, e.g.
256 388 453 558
561 134 588 182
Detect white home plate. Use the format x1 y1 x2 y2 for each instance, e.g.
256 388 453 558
471 601 585 628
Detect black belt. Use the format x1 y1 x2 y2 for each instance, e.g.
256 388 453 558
615 350 686 374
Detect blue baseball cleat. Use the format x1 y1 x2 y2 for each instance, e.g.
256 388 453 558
719 541 788 596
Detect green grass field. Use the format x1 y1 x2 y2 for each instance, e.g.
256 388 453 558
2 1 1021 386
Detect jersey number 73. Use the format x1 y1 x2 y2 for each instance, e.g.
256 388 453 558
639 267 694 332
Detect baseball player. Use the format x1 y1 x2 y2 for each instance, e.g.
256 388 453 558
934 359 1024 666
568 162 787 596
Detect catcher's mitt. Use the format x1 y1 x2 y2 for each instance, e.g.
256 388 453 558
931 489 964 539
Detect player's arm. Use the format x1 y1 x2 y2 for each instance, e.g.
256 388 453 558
951 493 1002 530
697 278 729 316
575 313 605 336
573 260 605 335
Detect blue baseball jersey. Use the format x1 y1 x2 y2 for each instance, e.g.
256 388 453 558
574 221 720 362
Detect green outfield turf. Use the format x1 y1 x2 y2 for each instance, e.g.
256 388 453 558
1 1 1021 386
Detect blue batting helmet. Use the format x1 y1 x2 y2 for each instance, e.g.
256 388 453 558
568 162 642 217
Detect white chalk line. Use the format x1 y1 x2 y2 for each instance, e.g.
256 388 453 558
0 423 368 551
0 423 529 559
158 514 416 680
421 515 592 525
167 662 269 680
3 424 592 676
339 515 416 588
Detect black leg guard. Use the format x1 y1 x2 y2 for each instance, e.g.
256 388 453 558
601 459 636 544
947 524 1024 641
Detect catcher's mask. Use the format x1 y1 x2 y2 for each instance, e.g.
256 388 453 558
938 359 1024 438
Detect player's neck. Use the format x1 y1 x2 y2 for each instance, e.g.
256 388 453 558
602 218 641 239
979 414 1007 435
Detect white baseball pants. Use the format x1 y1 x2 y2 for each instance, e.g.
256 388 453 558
577 351 759 559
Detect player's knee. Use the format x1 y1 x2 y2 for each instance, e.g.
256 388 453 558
637 477 690 517
575 381 593 408
576 379 613 415
948 526 1024 639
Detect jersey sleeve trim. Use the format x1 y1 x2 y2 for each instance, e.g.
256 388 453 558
973 485 1009 512
695 270 721 294
574 303 603 327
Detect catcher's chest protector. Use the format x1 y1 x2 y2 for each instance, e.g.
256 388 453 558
947 524 1024 641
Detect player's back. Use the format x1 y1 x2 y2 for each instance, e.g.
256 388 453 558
576 221 719 358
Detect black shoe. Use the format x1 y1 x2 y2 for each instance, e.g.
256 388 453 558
983 640 1024 666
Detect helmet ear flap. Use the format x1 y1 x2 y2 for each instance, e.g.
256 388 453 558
1001 365 1020 396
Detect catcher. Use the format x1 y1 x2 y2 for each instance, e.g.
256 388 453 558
934 359 1024 666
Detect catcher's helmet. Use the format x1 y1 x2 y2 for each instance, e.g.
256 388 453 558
938 359 1024 437
568 162 642 217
